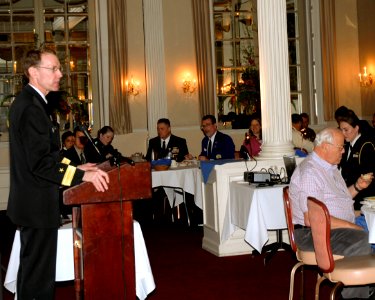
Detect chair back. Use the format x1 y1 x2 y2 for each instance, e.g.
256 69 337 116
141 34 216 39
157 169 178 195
307 197 335 273
282 186 297 252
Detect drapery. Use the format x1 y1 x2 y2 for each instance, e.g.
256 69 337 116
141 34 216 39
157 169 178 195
319 0 338 121
107 0 132 134
192 0 216 117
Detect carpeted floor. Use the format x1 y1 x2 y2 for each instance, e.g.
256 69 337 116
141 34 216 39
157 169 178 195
1 211 336 300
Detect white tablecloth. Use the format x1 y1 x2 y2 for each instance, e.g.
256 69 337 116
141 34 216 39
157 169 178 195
362 206 375 244
223 182 287 253
4 221 155 300
152 166 203 209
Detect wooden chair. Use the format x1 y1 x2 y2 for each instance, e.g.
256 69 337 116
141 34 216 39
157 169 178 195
283 187 317 300
307 197 375 300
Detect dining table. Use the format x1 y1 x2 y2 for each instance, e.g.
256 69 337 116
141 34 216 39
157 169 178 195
223 181 288 254
4 220 155 300
151 163 203 210
361 205 375 244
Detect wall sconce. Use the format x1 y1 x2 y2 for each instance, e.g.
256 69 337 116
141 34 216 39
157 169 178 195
182 73 197 95
358 66 373 87
126 76 141 96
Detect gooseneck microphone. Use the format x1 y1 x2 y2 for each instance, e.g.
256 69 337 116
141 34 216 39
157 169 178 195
111 149 135 166
79 125 101 156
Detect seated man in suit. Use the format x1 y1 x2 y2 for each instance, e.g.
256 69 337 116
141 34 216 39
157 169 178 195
63 126 89 165
292 113 314 155
145 118 190 162
198 114 235 160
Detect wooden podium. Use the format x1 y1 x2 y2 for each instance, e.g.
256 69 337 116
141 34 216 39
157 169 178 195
63 161 151 299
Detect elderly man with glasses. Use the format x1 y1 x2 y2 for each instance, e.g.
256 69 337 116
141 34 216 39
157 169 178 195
289 127 374 299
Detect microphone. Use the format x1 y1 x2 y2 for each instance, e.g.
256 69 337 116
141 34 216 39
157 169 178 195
240 145 253 161
121 156 135 166
79 125 101 156
110 149 135 166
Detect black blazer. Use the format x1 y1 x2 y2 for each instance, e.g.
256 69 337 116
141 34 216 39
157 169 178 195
64 146 86 166
339 135 375 210
146 134 189 162
7 85 84 228
84 138 117 163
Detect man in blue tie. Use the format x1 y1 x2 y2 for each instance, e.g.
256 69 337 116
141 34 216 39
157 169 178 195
198 114 235 160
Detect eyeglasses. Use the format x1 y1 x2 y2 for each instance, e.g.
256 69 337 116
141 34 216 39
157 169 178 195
327 143 345 151
201 123 213 129
37 66 63 73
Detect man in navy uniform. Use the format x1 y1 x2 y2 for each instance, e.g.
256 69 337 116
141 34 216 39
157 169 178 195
199 114 235 160
145 118 190 162
7 48 109 299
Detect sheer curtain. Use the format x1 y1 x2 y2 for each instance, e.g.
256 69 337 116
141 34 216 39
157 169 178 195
107 0 132 133
319 0 338 121
192 0 215 117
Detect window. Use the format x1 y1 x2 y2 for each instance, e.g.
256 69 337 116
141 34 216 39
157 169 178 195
213 0 258 129
287 0 301 113
0 0 92 140
212 0 320 127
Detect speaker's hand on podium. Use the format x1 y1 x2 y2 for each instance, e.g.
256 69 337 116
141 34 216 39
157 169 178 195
79 163 110 192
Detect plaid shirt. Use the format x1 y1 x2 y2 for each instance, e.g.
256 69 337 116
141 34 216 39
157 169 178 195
289 152 355 225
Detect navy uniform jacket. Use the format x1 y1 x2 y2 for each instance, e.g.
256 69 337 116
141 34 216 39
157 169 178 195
7 84 84 228
200 131 235 160
339 135 375 210
85 138 116 163
64 146 87 166
146 134 189 162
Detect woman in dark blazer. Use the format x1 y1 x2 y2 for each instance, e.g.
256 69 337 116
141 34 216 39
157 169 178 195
338 110 375 210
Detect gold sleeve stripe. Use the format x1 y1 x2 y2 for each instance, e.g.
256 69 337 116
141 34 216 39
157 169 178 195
62 165 76 186
61 157 71 165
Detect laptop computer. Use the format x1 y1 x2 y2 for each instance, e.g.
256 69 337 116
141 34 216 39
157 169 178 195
283 155 297 184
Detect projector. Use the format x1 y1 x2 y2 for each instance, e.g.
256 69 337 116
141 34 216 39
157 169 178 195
244 171 279 184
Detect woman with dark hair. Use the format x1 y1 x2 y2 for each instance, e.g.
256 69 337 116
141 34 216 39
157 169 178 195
60 130 75 154
86 125 117 163
242 117 262 157
338 109 375 210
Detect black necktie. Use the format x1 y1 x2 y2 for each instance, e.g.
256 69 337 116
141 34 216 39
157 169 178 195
347 145 353 161
207 139 212 158
162 140 166 151
80 152 86 164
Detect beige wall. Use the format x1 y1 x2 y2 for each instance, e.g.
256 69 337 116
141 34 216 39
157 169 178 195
116 0 203 157
126 0 148 130
335 0 375 120
334 0 361 115
357 0 375 119
163 0 201 127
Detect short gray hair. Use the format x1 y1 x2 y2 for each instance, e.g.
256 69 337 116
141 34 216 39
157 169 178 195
314 127 340 147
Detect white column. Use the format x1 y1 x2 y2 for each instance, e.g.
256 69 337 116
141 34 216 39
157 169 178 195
257 0 294 159
143 0 168 136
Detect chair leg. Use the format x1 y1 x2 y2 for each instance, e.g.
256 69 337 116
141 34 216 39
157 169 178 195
315 274 326 300
181 191 190 227
299 265 304 300
289 261 304 300
330 282 344 300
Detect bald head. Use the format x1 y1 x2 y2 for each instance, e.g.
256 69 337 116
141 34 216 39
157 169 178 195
314 127 345 165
